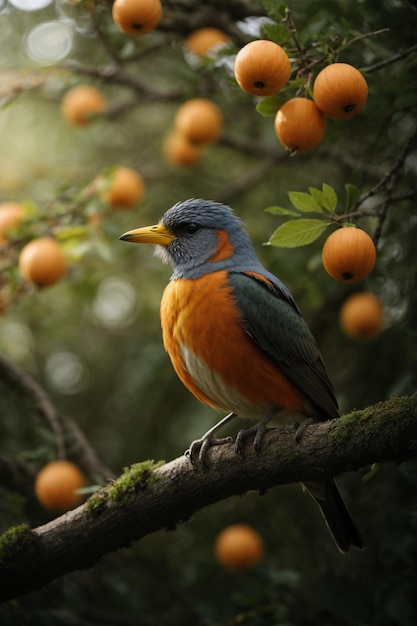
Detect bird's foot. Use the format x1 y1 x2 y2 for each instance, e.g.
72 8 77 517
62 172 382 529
185 411 237 466
235 421 273 455
185 434 233 466
294 417 314 443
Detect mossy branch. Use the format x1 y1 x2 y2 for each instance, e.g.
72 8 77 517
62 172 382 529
1 393 417 603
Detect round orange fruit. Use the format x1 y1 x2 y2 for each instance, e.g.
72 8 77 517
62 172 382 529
0 201 25 243
322 227 376 283
234 39 291 96
18 237 67 286
214 523 265 571
102 166 146 208
162 131 202 167
174 98 223 144
340 292 383 339
313 63 368 119
185 27 228 58
61 85 106 126
112 0 162 36
274 97 325 153
35 460 85 511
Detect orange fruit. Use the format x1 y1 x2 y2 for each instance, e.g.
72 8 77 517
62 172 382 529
174 98 223 144
185 27 228 58
234 39 291 96
102 166 146 208
112 0 162 36
34 460 85 511
214 523 265 571
322 227 376 283
162 131 202 166
274 98 326 153
61 85 106 126
0 201 25 243
18 237 67 286
340 292 383 339
313 63 368 119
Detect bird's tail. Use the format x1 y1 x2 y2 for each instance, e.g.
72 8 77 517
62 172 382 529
303 478 365 553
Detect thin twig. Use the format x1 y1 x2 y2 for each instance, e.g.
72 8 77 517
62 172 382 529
363 42 417 73
338 126 417 243
0 354 115 479
346 28 390 48
352 126 417 213
123 35 178 63
284 9 307 58
0 354 66 459
91 7 122 67
61 60 183 101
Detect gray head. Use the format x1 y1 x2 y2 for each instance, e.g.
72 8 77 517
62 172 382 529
120 198 262 279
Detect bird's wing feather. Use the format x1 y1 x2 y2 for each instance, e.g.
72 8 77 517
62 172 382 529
228 271 339 420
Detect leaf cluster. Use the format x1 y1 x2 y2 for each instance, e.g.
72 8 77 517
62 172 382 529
266 182 358 247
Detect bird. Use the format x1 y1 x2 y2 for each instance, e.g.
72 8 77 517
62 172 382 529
120 198 365 553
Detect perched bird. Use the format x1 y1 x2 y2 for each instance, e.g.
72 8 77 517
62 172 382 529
120 198 365 553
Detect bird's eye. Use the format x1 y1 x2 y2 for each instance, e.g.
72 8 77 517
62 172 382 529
185 223 199 235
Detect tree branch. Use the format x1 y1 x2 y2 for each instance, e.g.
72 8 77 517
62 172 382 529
61 59 183 102
1 393 416 603
0 354 66 459
363 42 417 73
0 355 115 481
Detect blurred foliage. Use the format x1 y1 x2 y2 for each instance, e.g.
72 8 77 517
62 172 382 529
0 0 417 623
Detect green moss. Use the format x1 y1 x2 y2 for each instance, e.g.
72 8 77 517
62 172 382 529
0 524 35 565
84 490 108 516
85 459 165 515
109 459 165 502
329 395 415 447
328 409 364 445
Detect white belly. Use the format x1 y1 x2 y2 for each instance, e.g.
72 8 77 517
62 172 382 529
179 341 270 419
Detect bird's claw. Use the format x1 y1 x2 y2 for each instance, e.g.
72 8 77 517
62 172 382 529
185 434 233 466
294 417 314 443
235 422 271 455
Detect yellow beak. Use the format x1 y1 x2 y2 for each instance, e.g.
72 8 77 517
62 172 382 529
119 223 175 246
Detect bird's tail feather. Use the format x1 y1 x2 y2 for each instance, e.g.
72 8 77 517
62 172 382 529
303 478 365 553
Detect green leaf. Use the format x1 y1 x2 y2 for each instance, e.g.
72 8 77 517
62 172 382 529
265 205 300 216
55 225 90 240
256 94 285 117
288 191 320 212
321 183 338 213
287 77 308 89
262 22 291 44
268 219 331 248
308 183 338 214
260 1 288 22
345 183 361 211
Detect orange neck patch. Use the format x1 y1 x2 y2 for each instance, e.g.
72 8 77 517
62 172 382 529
209 230 234 263
243 271 275 289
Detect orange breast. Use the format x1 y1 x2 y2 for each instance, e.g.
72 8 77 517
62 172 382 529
160 271 304 418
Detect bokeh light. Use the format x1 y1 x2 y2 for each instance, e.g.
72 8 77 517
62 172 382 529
9 0 53 10
92 277 138 328
24 20 73 65
46 351 89 394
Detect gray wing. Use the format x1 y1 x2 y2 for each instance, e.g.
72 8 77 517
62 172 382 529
228 272 339 420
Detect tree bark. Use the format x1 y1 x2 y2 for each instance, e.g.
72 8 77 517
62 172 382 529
0 393 416 603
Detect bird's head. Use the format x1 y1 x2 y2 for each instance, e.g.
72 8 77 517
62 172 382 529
119 198 259 278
